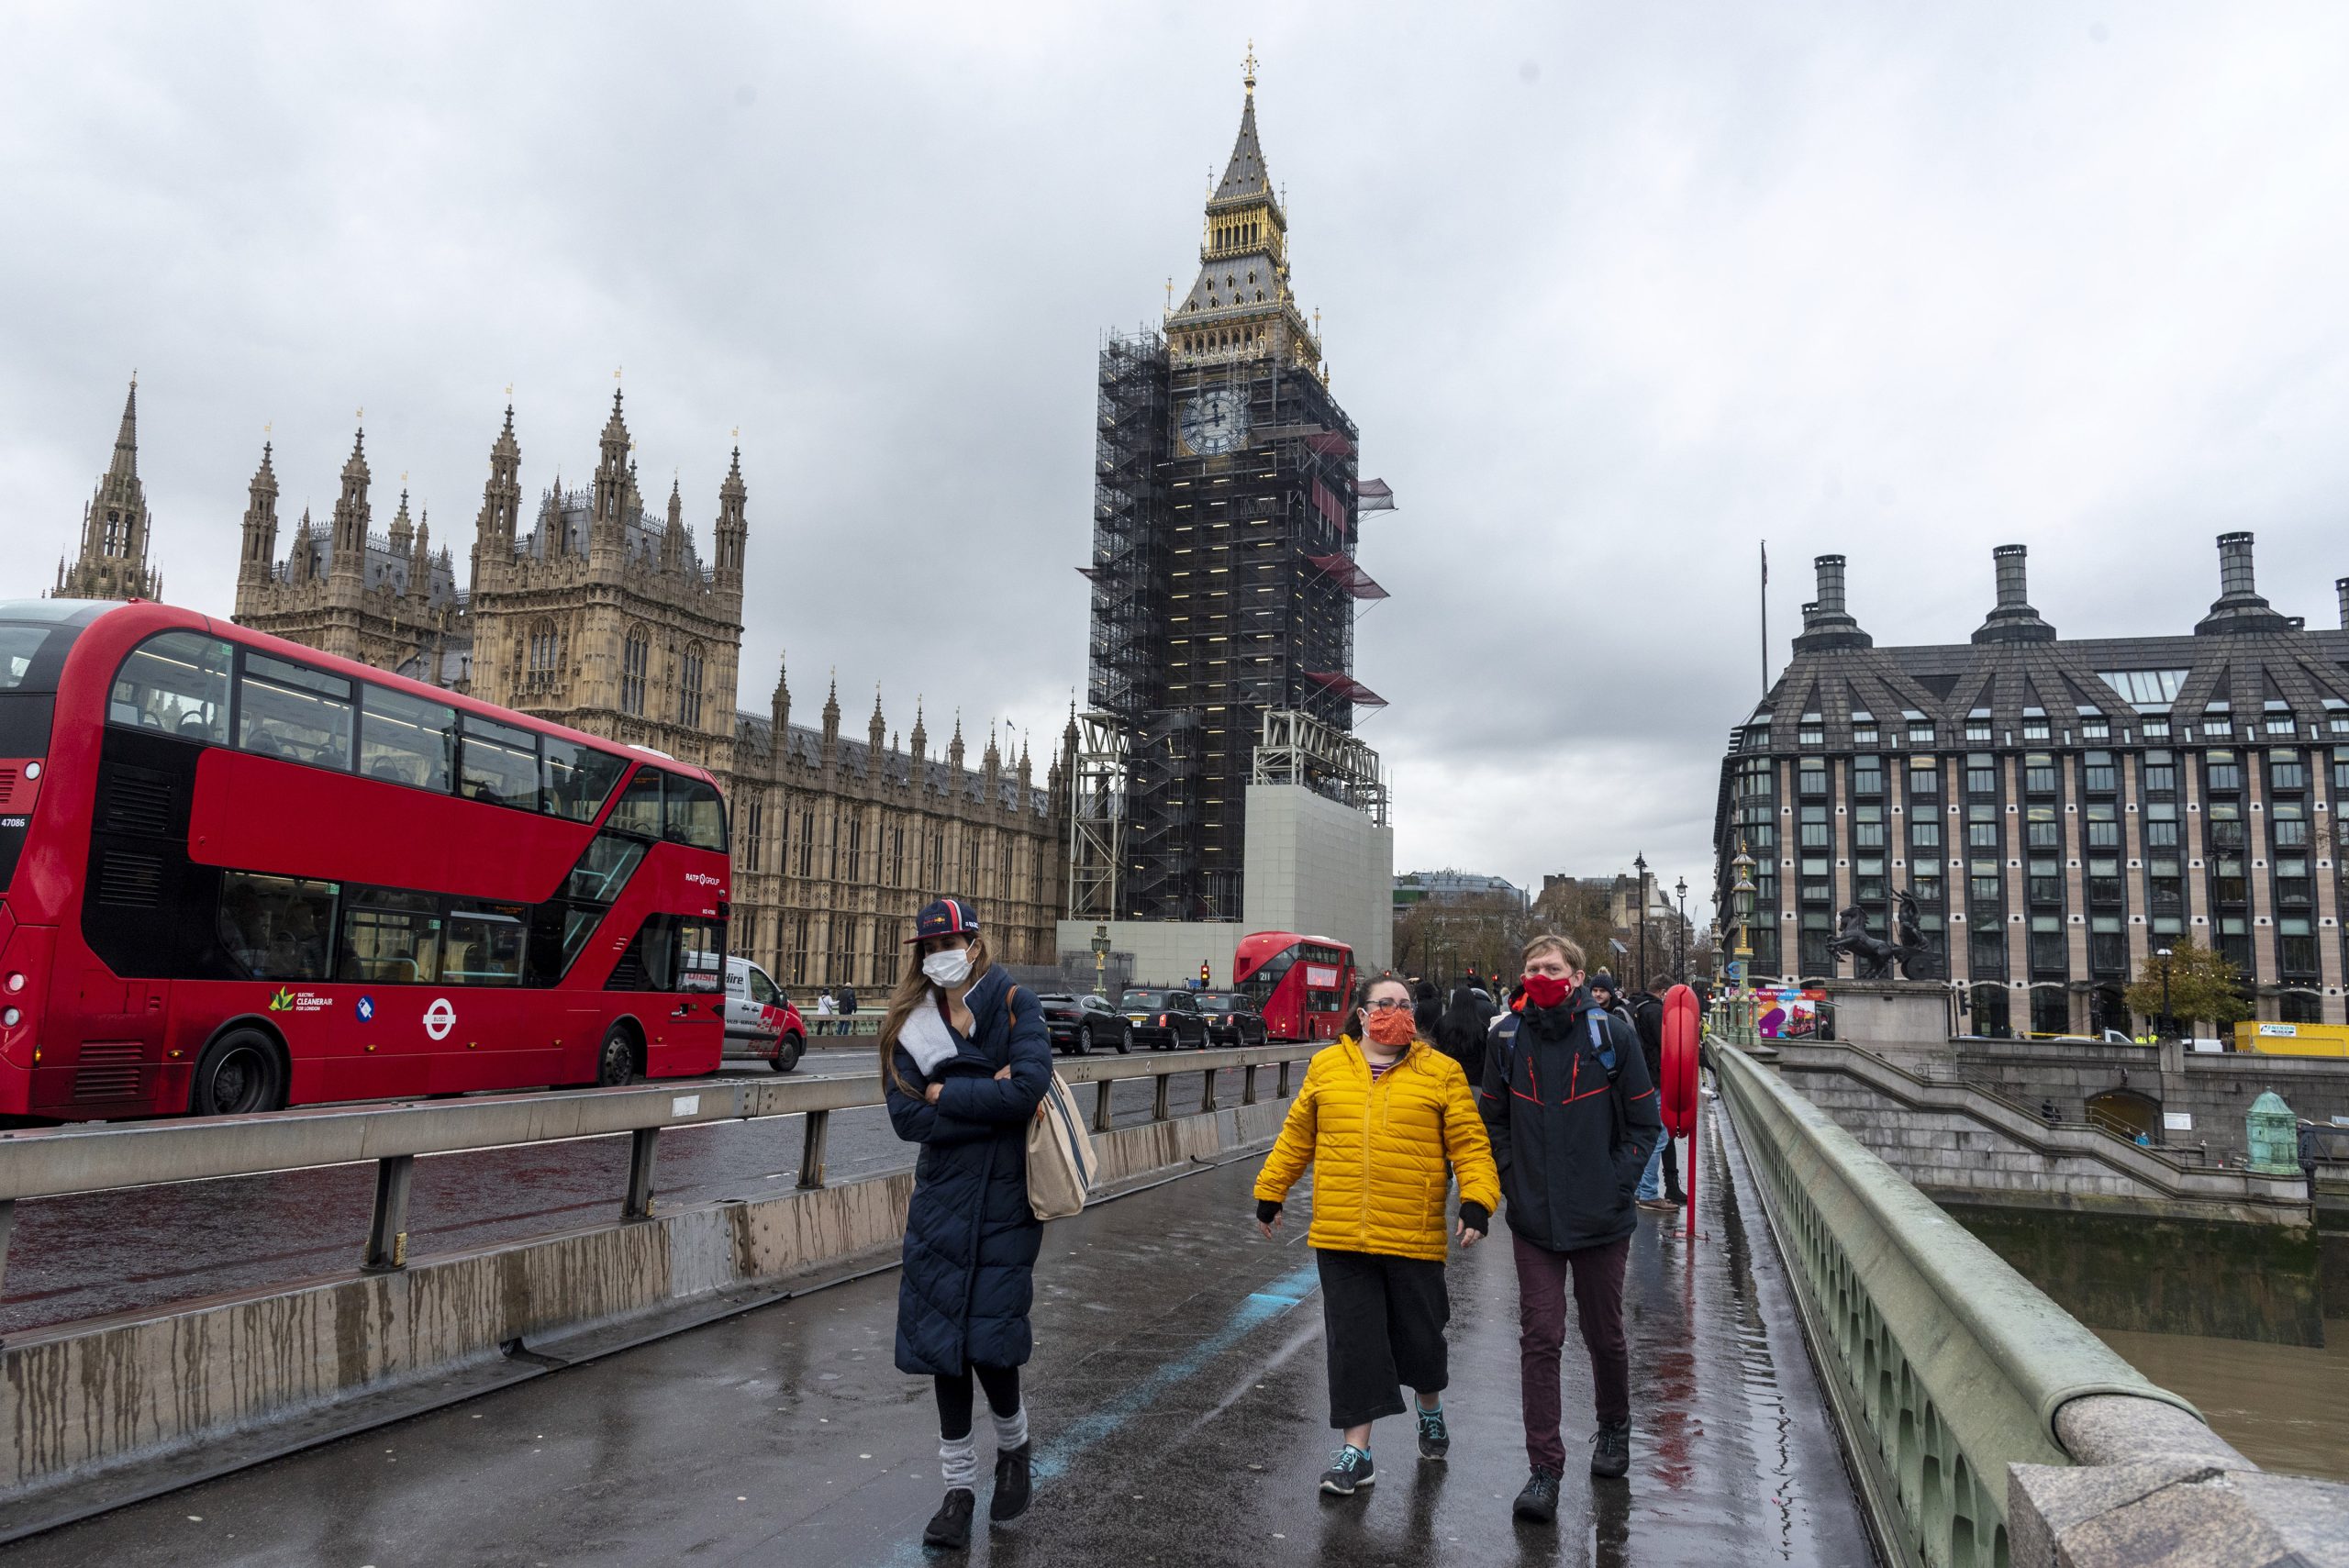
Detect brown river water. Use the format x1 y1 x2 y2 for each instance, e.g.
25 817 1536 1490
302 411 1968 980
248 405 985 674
1948 1205 2349 1484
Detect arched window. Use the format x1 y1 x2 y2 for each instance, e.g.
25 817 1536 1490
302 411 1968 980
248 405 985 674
679 643 706 728
526 621 561 689
620 628 649 717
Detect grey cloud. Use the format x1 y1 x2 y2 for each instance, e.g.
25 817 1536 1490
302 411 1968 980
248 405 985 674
8 3 2349 924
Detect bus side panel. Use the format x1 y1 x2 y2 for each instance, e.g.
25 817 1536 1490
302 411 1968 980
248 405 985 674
191 749 591 904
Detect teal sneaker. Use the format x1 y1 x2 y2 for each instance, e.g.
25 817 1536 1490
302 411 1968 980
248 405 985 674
1319 1443 1376 1496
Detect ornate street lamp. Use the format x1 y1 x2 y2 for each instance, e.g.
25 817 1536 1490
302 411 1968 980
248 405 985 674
1730 842 1758 1046
1633 851 1650 991
2156 946 2174 1042
1675 875 1688 982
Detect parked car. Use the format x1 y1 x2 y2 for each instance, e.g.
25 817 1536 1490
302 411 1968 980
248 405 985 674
1118 988 1211 1051
1038 993 1133 1055
1191 990 1267 1048
691 953 807 1073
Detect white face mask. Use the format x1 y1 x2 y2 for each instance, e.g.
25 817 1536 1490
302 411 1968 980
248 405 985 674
922 949 974 988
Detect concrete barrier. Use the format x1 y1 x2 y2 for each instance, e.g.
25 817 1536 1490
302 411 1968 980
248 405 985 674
0 1089 1295 1539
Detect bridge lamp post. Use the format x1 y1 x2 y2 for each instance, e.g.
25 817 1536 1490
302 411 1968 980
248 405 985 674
1675 876 1688 981
1634 851 1650 991
2156 946 2174 1042
1731 844 1758 1046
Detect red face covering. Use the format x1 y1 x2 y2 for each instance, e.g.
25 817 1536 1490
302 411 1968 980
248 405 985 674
1364 1007 1417 1048
1521 972 1572 1009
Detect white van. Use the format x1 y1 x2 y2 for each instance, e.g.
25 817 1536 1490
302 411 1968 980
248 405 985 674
685 953 806 1073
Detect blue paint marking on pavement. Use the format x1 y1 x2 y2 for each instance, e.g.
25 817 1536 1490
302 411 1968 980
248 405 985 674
1030 1258 1319 1482
864 1257 1320 1566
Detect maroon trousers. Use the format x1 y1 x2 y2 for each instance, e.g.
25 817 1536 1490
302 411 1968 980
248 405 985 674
1511 1229 1631 1473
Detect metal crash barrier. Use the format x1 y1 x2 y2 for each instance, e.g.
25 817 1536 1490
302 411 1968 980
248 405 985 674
0 1040 1322 1296
1708 1037 2201 1568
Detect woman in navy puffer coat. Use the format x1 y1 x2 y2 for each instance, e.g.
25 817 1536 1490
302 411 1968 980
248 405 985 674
882 897 1052 1549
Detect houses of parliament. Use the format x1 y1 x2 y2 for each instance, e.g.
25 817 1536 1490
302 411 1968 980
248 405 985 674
47 378 1070 992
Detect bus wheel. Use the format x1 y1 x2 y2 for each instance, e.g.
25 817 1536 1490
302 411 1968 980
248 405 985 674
192 1028 286 1117
768 1032 803 1074
596 1024 639 1088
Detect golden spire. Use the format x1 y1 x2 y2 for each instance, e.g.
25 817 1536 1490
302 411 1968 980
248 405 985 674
1243 39 1257 95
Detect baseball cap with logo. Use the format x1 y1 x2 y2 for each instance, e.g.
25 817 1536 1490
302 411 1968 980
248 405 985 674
907 897 980 944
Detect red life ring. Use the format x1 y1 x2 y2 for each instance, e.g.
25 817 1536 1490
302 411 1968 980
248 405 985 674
1660 984 1700 1137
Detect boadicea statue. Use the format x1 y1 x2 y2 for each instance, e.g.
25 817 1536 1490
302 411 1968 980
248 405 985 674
1828 890 1932 981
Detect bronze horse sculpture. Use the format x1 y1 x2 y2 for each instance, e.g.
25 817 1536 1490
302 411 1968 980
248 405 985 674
1827 890 1932 980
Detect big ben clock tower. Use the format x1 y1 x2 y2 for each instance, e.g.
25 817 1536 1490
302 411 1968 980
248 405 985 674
1081 52 1389 925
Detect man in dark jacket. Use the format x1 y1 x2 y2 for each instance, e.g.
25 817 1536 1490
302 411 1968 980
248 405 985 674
1479 935 1663 1520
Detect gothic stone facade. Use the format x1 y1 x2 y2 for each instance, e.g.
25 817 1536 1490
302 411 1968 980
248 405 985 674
1715 538 2349 1034
228 390 1063 990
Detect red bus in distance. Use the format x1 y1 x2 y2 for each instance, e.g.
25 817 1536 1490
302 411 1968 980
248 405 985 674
0 598 729 1121
1232 931 1356 1042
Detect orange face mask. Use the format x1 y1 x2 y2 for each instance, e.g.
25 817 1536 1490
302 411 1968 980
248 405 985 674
1364 1007 1417 1048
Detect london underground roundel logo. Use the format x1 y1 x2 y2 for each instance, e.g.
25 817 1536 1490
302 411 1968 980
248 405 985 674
423 997 456 1041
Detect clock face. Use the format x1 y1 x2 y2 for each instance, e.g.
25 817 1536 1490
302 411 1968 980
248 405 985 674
1180 389 1249 455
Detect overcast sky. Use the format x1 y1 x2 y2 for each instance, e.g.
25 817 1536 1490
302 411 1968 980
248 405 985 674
9 2 2349 918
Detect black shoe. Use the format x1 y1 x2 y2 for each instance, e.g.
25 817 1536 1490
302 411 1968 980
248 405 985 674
990 1440 1032 1523
1319 1444 1375 1496
1590 1420 1631 1479
1416 1405 1450 1461
1513 1466 1561 1522
923 1488 975 1550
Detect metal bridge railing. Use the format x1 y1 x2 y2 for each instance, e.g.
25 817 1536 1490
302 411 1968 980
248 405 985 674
1709 1037 2202 1568
0 1042 1319 1302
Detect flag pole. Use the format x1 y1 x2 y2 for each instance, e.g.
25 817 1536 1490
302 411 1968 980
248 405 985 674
1759 539 1770 697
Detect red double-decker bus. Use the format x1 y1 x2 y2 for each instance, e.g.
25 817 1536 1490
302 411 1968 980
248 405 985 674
0 598 729 1121
1232 931 1356 1042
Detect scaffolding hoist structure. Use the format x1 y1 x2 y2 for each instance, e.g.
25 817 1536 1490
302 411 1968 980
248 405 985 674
1252 707 1389 826
1076 326 1393 923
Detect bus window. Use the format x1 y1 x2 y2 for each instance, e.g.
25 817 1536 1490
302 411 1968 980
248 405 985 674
111 631 232 742
609 769 663 839
445 906 526 986
608 913 726 992
359 685 455 790
664 775 726 851
340 887 443 984
217 871 338 980
542 737 627 822
239 652 353 769
678 917 725 989
459 713 540 810
565 831 646 904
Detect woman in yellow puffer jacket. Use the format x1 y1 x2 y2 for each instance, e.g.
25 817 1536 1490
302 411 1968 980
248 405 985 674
1254 973 1502 1498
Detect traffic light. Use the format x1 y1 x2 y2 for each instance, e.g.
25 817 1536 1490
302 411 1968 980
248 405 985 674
1200 960 1212 985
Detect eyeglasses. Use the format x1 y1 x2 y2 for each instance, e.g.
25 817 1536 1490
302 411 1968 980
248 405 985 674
1364 997 1410 1011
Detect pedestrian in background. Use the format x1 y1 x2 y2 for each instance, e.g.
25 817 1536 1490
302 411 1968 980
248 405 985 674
881 898 1052 1551
1255 973 1500 1500
838 982 860 1035
1629 990 1685 1213
815 988 837 1036
1480 935 1663 1522
1412 976 1443 1041
1434 982 1491 1088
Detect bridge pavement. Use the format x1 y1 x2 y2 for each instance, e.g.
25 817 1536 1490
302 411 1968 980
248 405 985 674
1 1116 1876 1567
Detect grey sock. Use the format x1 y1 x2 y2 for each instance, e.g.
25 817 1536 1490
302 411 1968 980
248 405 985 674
940 1432 978 1490
991 1404 1029 1451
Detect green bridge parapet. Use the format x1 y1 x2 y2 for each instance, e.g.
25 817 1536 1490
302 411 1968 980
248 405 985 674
1709 1037 2349 1566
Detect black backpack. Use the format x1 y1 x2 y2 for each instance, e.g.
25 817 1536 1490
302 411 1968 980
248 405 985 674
1492 1009 1629 1146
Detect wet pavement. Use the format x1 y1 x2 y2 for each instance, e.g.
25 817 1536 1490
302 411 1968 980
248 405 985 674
3 1096 1875 1566
0 1046 1252 1335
